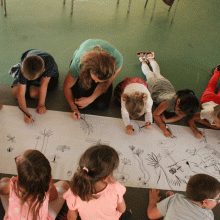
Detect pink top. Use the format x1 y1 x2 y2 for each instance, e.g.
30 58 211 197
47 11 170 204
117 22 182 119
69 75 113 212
63 181 126 220
4 176 54 220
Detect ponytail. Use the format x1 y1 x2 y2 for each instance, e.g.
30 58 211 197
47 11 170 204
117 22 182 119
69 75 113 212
70 145 119 202
176 89 199 119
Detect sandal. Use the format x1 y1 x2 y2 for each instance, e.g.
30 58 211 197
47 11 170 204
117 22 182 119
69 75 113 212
211 64 220 75
145 51 155 60
137 52 148 63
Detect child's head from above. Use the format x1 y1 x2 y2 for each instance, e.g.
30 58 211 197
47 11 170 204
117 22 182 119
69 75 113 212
186 173 220 210
70 145 119 202
21 55 45 80
80 47 116 89
175 89 199 118
15 149 51 220
122 92 148 119
213 105 220 127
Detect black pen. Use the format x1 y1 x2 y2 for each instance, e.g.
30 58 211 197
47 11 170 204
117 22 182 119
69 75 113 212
163 122 173 137
193 126 206 139
18 107 34 122
73 111 83 119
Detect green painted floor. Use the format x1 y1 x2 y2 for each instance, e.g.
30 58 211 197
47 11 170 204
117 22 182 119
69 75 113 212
0 0 220 98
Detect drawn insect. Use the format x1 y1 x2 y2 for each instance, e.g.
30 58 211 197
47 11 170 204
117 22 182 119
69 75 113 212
7 147 13 152
7 134 16 143
56 145 71 152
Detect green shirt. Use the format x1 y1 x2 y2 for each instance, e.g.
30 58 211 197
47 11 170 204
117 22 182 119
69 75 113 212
69 39 123 78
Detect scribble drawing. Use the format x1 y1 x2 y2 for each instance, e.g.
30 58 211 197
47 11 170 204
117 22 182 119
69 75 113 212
49 154 61 163
56 145 71 152
86 138 109 146
7 134 16 143
206 144 220 159
166 125 177 139
67 171 72 177
115 158 131 183
7 147 13 152
129 145 151 187
35 136 41 150
199 129 207 144
80 115 93 135
39 129 53 154
135 122 145 133
157 140 176 149
185 146 220 177
163 149 183 173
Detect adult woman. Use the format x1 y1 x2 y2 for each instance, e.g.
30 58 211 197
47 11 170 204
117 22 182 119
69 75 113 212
63 39 123 119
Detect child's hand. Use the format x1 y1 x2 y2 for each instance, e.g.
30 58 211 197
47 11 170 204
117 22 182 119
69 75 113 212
126 125 134 135
36 105 47 114
163 129 172 137
149 188 161 205
24 114 33 123
75 97 93 109
71 111 81 120
145 122 152 130
194 130 204 139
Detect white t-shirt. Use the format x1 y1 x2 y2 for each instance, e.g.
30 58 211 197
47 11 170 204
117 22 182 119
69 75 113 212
200 101 218 125
121 83 153 126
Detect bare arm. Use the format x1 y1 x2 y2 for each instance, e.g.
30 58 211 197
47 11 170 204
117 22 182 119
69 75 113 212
0 178 10 195
63 72 80 119
153 101 172 137
49 180 58 201
37 77 50 107
17 83 33 123
147 189 163 220
117 198 126 213
163 115 184 123
67 210 78 220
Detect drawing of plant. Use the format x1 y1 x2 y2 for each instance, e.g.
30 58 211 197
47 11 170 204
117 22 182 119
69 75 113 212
129 145 151 187
86 138 109 146
146 152 173 189
56 145 71 152
80 115 93 135
7 134 16 143
35 136 41 150
39 129 53 154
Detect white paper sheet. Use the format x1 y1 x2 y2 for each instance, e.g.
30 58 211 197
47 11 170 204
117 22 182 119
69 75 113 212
1 105 220 191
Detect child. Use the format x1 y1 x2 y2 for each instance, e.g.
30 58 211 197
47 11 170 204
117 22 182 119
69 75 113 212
189 65 220 138
63 144 132 220
0 149 69 220
114 77 153 135
10 49 59 123
138 52 199 137
147 173 220 219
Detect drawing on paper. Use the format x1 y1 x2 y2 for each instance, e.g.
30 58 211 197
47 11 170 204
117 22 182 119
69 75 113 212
86 138 110 146
129 145 151 187
38 129 53 154
7 134 16 143
50 154 61 163
56 145 71 152
80 115 93 135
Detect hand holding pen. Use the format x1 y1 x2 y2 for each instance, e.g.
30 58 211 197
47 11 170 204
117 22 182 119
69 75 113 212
71 111 82 120
193 126 206 139
18 107 34 123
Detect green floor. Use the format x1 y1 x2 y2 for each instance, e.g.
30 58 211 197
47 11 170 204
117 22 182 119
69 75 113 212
1 0 220 99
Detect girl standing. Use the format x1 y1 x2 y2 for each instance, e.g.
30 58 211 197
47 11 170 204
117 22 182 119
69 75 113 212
138 52 199 137
63 145 131 220
114 77 153 135
0 149 69 220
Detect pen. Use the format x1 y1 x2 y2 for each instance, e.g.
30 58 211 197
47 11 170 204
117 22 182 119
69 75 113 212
18 107 34 122
140 122 152 128
73 111 83 119
163 122 173 137
193 126 206 139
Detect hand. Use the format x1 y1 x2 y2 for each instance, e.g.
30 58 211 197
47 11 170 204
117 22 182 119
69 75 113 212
24 113 33 123
145 122 152 130
126 125 134 135
149 188 161 205
71 111 81 120
36 105 47 114
75 97 93 109
194 130 204 139
163 129 172 137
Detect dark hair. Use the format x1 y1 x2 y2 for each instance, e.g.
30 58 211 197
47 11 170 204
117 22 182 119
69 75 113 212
70 145 119 202
16 150 51 220
214 105 220 119
22 55 45 80
176 89 199 118
122 92 148 119
186 174 220 202
79 47 116 89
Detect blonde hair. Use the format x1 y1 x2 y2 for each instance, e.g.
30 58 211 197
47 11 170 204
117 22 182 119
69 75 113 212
214 105 220 119
22 55 45 80
122 91 148 119
79 46 116 89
